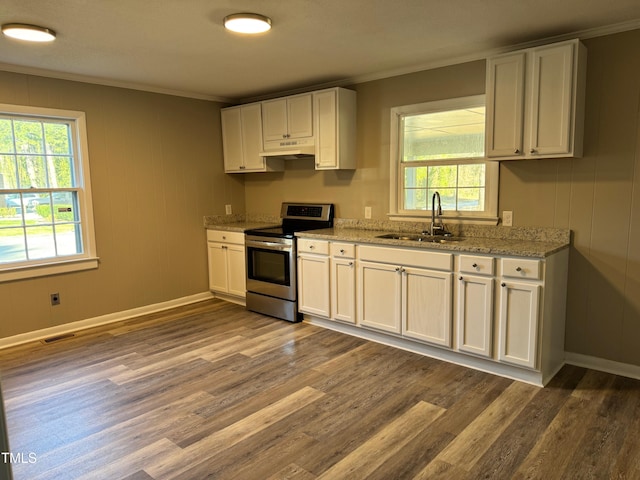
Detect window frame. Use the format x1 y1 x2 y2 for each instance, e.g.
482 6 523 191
389 95 499 224
0 103 98 282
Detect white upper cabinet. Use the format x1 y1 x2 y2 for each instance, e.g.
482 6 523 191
262 93 313 147
221 103 283 173
313 88 357 170
486 39 587 160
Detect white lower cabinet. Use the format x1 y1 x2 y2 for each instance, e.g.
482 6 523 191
403 267 452 347
297 239 330 318
358 260 402 333
456 274 494 358
296 237 568 386
206 230 246 298
497 279 541 369
357 245 453 346
330 243 356 323
456 255 495 358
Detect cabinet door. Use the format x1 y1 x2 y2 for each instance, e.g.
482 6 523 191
331 257 356 323
226 244 246 297
402 267 453 347
528 42 574 156
287 94 313 139
498 280 540 368
221 107 244 172
262 99 288 143
456 274 494 357
240 103 266 171
298 253 330 317
207 243 228 292
358 261 402 333
314 90 338 169
486 52 526 158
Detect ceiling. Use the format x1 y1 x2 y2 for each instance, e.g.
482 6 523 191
1 0 640 103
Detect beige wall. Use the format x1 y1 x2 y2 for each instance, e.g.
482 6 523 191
501 30 640 366
245 29 640 367
243 60 486 219
2 28 639 368
0 72 243 338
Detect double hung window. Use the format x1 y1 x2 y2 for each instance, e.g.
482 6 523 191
390 95 498 222
0 104 97 281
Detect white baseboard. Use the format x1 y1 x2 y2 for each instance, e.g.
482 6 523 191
565 352 640 381
0 292 214 350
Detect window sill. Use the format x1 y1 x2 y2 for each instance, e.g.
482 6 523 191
0 257 99 283
387 213 499 225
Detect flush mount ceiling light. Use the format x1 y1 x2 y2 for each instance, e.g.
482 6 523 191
1 23 56 42
223 13 272 34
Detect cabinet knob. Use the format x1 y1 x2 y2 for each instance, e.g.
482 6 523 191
395 267 401 272
239 165 246 169
516 266 522 272
501 282 506 287
340 249 345 254
472 263 478 269
348 261 354 267
530 148 537 154
514 148 520 154
459 276 464 281
309 245 315 249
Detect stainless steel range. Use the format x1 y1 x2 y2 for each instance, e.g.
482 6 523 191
244 203 334 322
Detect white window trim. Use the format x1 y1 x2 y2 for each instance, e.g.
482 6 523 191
0 103 99 283
388 95 499 225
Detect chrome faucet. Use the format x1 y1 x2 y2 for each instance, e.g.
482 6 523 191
430 191 445 236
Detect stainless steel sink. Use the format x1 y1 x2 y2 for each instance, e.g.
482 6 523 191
375 233 463 243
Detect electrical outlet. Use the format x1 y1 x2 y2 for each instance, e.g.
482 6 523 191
364 206 372 219
50 293 60 306
503 210 513 227
225 204 232 215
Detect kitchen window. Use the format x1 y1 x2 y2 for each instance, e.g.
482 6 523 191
389 95 498 222
0 104 98 282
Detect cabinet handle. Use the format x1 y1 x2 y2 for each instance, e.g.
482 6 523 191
472 263 478 269
309 245 315 249
459 276 464 281
514 148 520 154
348 261 354 266
340 249 345 253
395 267 401 272
501 282 506 287
516 266 522 272
530 148 536 154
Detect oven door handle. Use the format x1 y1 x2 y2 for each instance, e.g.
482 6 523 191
246 240 293 251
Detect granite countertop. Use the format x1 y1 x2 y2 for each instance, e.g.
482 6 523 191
295 227 569 258
205 221 280 233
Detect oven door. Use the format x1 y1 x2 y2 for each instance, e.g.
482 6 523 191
245 235 296 301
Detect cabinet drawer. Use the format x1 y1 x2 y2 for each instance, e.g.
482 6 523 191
331 242 356 258
298 238 329 255
459 255 494 276
501 258 542 280
207 229 245 244
358 245 452 271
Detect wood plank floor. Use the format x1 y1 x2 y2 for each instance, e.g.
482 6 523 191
1 298 639 479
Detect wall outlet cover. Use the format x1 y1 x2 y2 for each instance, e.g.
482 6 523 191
503 210 513 227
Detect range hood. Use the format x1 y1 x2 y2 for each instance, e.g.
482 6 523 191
259 145 315 160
